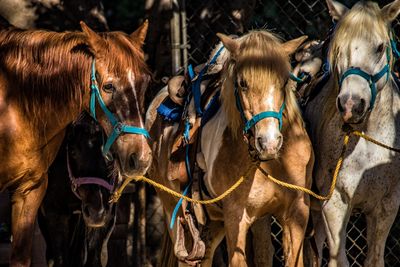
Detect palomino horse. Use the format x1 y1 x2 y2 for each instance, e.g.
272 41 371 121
305 0 400 266
0 19 152 266
40 112 119 267
147 30 314 266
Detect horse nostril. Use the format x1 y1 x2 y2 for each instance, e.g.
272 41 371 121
276 135 283 148
337 97 344 112
129 153 138 170
358 98 366 112
257 137 266 151
83 205 90 217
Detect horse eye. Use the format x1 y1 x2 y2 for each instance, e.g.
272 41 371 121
103 83 115 93
376 43 384 54
238 79 248 91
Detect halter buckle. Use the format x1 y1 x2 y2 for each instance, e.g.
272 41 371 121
71 181 78 193
103 150 114 161
113 122 123 135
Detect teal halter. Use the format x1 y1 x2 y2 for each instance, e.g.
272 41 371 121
89 60 150 156
234 83 285 133
289 72 306 83
338 46 391 110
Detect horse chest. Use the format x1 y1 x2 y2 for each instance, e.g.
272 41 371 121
342 146 399 201
0 120 64 191
323 125 400 206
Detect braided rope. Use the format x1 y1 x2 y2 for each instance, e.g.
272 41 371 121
109 162 257 204
257 133 349 201
109 130 400 204
352 130 400 153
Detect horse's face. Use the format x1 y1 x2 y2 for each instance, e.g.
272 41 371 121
68 115 116 228
327 0 400 123
236 74 284 159
78 185 114 228
218 33 306 160
81 21 152 178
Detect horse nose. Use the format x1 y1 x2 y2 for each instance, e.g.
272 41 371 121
83 204 105 220
257 133 283 154
337 94 366 122
128 153 138 170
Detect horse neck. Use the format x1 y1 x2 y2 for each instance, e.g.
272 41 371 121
42 62 92 141
4 40 93 138
215 108 252 160
366 80 398 133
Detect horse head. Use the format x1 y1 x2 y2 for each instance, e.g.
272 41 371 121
327 0 400 123
218 32 306 160
80 21 152 178
67 113 117 228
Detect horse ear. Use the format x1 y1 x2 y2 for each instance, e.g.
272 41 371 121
382 0 400 22
217 33 239 56
282 35 308 56
80 21 106 55
326 0 348 21
130 19 149 47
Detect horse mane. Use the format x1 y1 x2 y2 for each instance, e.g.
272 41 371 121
0 27 149 125
328 1 390 71
220 30 304 137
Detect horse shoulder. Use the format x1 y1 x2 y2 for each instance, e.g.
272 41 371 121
200 108 227 175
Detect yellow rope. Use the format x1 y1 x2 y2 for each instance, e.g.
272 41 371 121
109 130 400 204
109 162 257 204
352 130 400 153
257 133 349 201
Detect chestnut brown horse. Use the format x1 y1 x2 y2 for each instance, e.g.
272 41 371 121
147 30 314 266
0 19 152 266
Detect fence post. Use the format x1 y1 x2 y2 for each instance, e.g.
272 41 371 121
180 0 188 74
170 0 188 75
170 0 181 75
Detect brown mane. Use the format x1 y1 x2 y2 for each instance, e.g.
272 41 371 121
0 27 149 124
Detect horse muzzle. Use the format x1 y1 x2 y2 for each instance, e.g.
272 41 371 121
337 94 368 124
82 204 108 228
114 137 152 177
254 132 283 160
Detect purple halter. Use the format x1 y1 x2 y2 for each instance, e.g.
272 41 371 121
66 146 115 199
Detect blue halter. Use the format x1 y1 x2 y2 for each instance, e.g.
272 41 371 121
289 72 306 83
89 60 150 156
338 46 391 110
234 84 285 133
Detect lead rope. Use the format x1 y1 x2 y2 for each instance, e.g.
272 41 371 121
109 130 400 204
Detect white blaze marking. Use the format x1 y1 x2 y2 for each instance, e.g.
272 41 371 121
127 69 144 128
127 69 145 155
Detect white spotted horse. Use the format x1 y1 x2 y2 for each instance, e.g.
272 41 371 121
305 0 400 266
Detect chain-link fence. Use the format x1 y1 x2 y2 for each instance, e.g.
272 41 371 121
185 0 399 66
270 213 400 266
164 0 400 266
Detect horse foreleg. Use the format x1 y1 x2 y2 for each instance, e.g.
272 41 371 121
310 207 326 267
364 187 400 267
224 208 252 267
322 191 351 267
250 215 274 267
281 195 309 267
199 220 225 266
10 174 48 267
